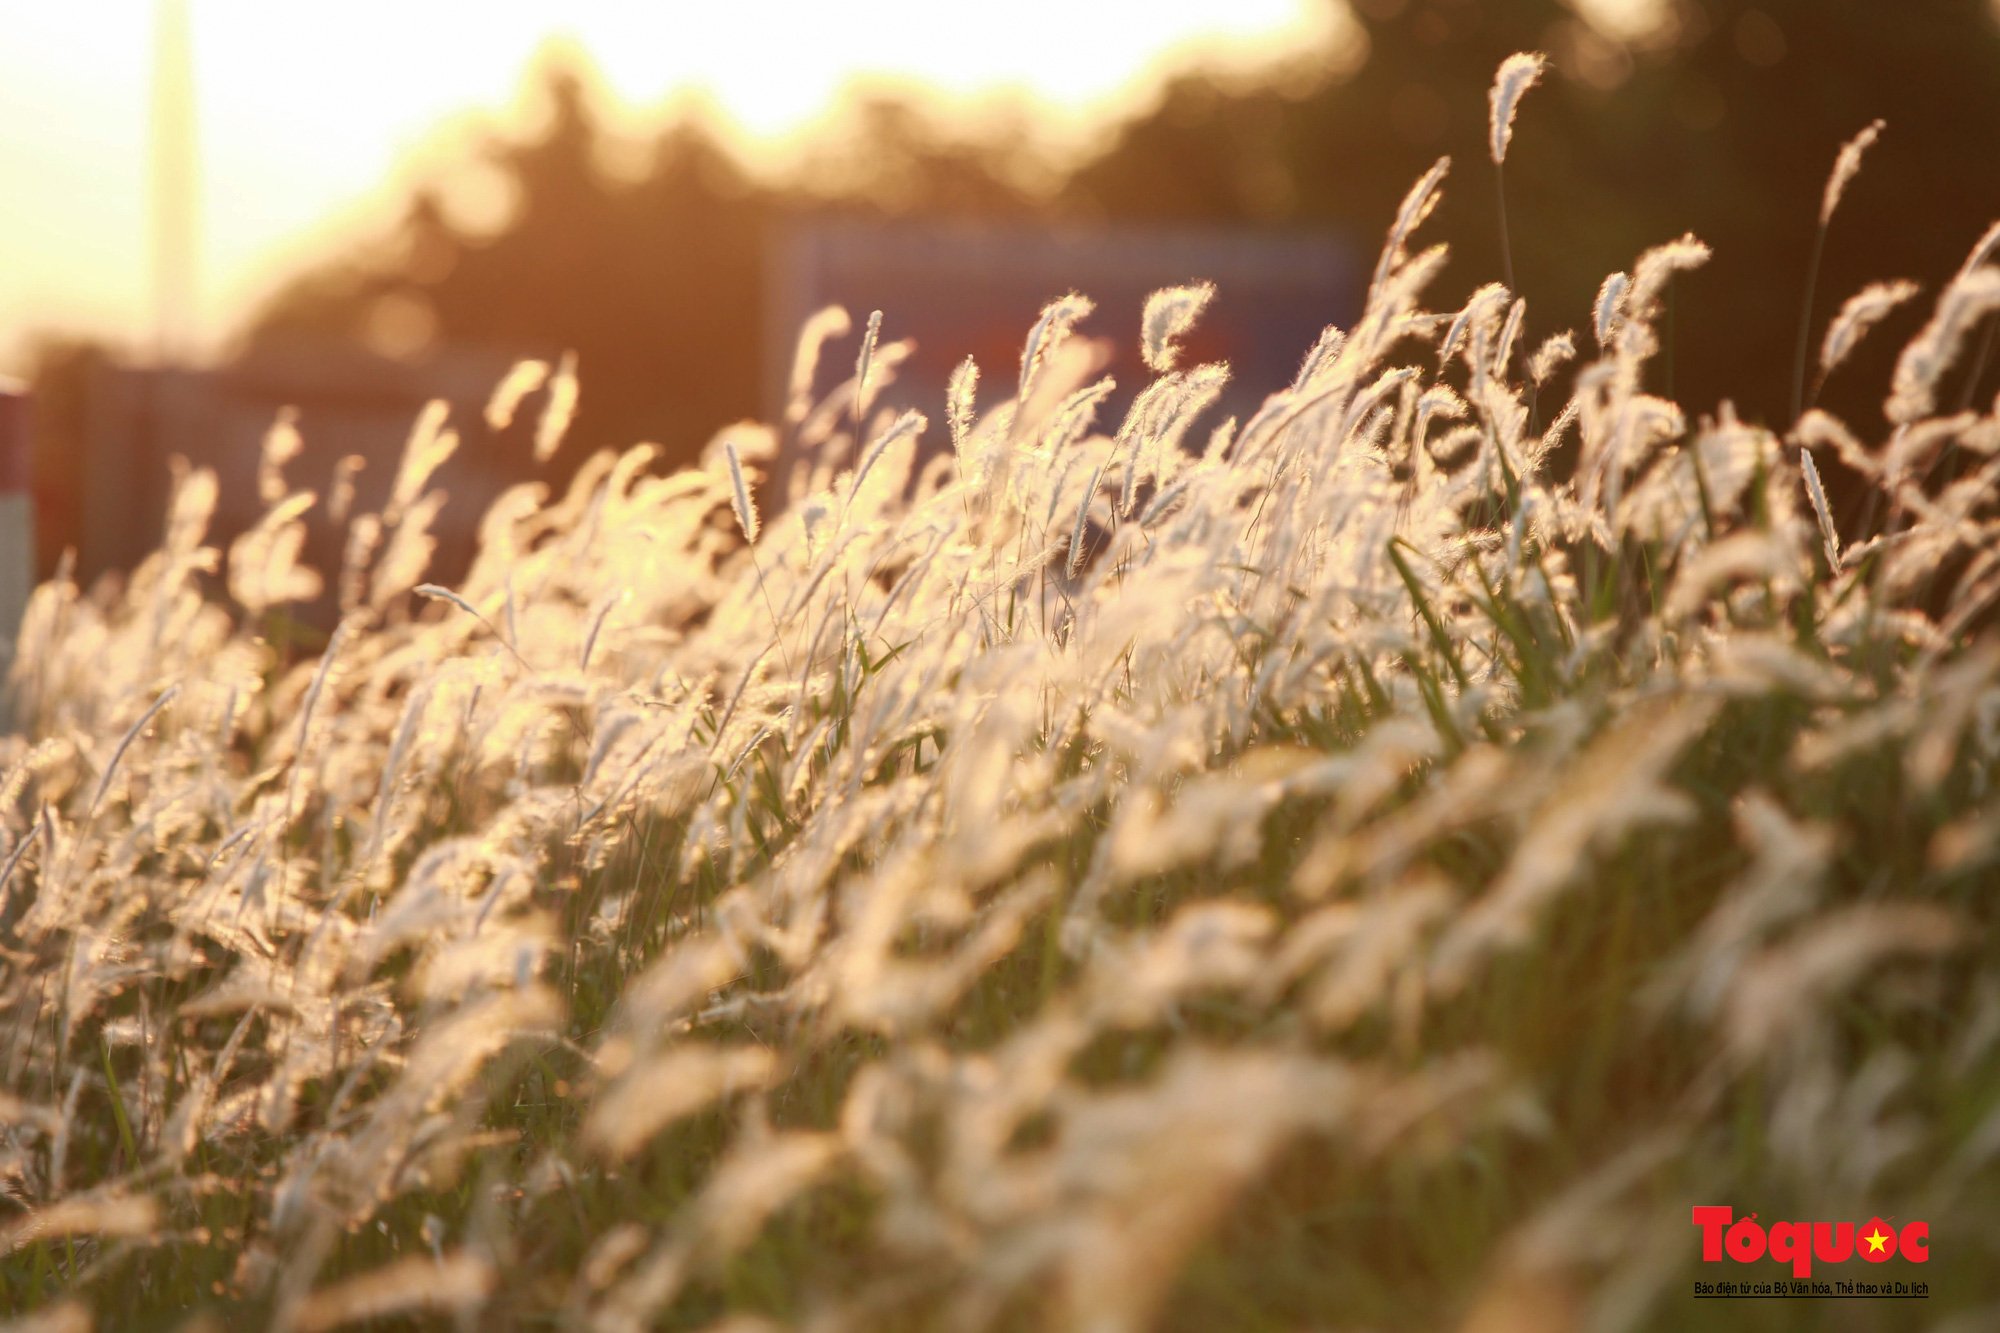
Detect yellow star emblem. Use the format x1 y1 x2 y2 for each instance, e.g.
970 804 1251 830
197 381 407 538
1863 1228 1890 1254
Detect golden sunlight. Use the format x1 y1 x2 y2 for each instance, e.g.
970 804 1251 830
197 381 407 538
0 0 1340 368
8 2 2000 1326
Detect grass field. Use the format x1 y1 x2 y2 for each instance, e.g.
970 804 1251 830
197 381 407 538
3 59 1999 1331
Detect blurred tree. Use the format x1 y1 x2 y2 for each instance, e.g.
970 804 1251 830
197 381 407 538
1066 0 2000 429
790 92 1051 217
246 66 774 469
226 0 2000 482
242 0 1992 460
47 1 1994 585
243 61 1041 477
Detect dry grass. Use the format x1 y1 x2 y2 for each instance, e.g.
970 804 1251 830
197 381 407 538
3 63 2000 1332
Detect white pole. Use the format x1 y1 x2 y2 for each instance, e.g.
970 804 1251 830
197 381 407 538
152 0 200 362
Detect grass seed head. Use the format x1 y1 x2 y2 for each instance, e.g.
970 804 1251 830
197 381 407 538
1488 52 1548 166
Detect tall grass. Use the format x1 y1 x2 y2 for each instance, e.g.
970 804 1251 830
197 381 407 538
3 60 1999 1332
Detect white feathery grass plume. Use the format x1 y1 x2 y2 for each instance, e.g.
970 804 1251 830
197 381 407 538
286 617 351 794
290 1252 497 1332
228 492 323 615
1820 119 1885 226
1433 695 1719 989
580 591 623 672
1048 375 1117 453
338 512 381 613
1504 491 1532 574
854 308 882 425
258 407 303 506
360 680 435 871
849 409 925 502
1164 359 1228 451
1138 467 1197 526
1795 408 1881 481
1291 324 1346 390
386 399 456 526
1440 284 1511 370
534 350 579 462
1649 789 1838 1027
1018 292 1094 404
1413 384 1468 453
1724 904 1962 1064
819 337 912 452
0 740 60 811
1629 235 1711 315
1114 374 1185 516
484 358 551 431
797 495 831 557
1888 267 2000 423
1603 239 1708 375
0 1301 89 1333
1529 330 1576 386
1114 433 1150 524
1593 272 1629 347
47 1068 84 1195
1488 52 1548 166
1957 219 2000 281
0 1195 160 1253
724 438 759 544
1338 365 1417 446
787 305 851 423
1820 280 1920 379
1800 447 1841 572
686 1131 843 1258
0 818 39 903
1068 457 1110 577
1203 413 1238 462
3 1300 92 1333
1048 1051 1354 1333
368 492 444 612
1375 157 1450 291
327 453 365 525
1665 531 1802 622
413 585 526 670
1793 124 1888 418
1496 296 1528 372
158 463 218 566
585 1046 778 1159
947 355 979 456
88 685 178 818
1140 281 1215 373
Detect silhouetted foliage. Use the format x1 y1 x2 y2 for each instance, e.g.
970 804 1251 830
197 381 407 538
1070 0 2000 430
233 1 2000 470
240 64 1044 481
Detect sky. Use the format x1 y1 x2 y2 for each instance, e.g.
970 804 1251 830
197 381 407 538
0 0 1346 372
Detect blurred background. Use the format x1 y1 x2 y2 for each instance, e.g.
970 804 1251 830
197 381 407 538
3 0 1998 607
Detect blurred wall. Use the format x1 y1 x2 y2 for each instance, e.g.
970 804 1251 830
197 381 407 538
768 216 1359 462
74 339 526 607
0 387 31 688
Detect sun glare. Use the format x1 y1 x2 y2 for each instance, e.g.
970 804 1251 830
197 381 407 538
0 0 1335 369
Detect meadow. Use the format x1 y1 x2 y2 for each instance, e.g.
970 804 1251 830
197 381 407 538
3 57 1999 1331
